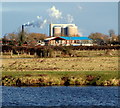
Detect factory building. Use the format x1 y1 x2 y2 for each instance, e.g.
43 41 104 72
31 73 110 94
49 24 78 37
44 36 93 46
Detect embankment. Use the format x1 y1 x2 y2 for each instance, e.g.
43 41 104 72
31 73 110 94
2 71 120 87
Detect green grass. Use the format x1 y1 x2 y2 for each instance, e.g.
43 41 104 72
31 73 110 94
2 70 119 81
2 52 119 86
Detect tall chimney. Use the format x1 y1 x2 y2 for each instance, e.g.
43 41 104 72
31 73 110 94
22 25 24 33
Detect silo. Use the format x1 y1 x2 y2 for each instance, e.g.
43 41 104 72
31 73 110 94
67 26 75 36
74 26 78 36
53 26 61 37
67 26 78 36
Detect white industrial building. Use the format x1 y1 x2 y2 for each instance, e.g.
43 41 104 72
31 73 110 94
49 24 78 37
44 36 93 46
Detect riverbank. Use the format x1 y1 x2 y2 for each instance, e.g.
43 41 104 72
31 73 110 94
2 56 119 86
2 70 120 86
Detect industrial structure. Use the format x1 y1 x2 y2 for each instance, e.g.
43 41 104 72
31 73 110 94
49 24 78 37
44 36 93 46
20 24 93 46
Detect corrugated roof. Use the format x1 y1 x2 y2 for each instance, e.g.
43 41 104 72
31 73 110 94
60 36 92 40
45 36 92 41
44 37 57 41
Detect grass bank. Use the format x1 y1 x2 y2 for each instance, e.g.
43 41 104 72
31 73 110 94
2 56 119 87
2 70 119 86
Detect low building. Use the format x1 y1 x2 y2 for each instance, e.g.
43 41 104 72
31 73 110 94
44 36 93 46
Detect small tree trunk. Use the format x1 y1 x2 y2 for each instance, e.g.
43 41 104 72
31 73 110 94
34 52 37 57
47 52 49 57
11 50 13 57
29 52 30 55
18 51 20 57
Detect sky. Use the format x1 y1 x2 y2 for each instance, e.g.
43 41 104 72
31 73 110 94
1 2 118 37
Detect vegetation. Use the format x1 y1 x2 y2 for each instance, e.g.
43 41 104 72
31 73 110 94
1 29 119 87
1 45 120 58
2 55 119 86
2 57 118 71
88 32 119 45
2 32 46 46
2 71 119 87
2 29 120 46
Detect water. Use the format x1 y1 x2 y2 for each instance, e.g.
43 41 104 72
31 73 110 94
2 86 120 107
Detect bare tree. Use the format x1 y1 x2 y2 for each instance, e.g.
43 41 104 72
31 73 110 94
89 32 109 45
108 29 115 37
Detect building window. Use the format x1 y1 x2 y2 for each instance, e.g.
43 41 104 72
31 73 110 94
56 40 59 43
74 40 77 43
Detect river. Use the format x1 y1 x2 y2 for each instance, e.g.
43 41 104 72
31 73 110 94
2 86 120 108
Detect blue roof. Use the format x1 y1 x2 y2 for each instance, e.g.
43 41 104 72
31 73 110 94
60 36 92 40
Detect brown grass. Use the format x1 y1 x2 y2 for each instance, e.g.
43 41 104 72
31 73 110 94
2 57 118 72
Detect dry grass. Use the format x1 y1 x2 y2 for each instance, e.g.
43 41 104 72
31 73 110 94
2 49 119 86
2 57 118 72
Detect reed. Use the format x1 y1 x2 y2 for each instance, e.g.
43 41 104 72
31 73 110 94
2 74 120 87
